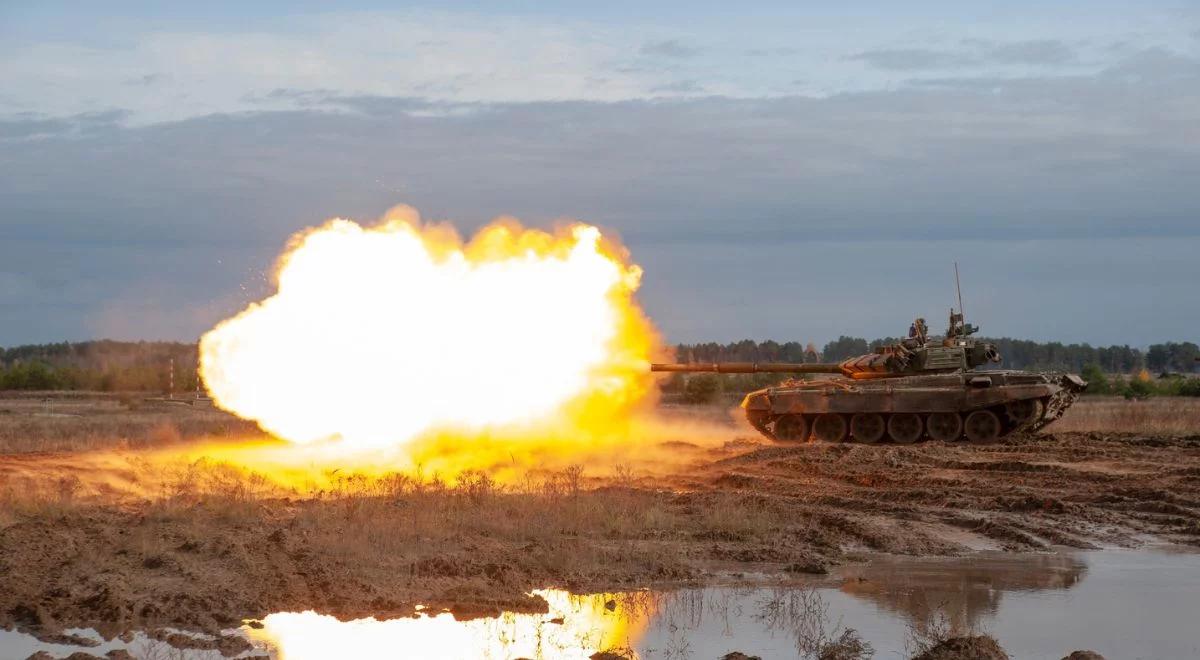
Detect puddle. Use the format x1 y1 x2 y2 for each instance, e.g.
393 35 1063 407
4 548 1199 659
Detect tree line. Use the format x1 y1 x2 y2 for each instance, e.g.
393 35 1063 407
1 336 1195 393
676 337 1198 374
0 340 199 392
666 336 1198 402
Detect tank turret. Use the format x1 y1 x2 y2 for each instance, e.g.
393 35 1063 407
653 312 1003 380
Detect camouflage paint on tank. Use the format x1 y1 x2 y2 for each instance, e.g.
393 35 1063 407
652 311 1087 444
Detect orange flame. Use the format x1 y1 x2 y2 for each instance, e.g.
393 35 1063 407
199 206 658 455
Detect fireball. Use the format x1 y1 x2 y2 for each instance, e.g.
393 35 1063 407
199 206 656 451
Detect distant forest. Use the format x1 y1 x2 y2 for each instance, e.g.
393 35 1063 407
675 337 1200 374
0 336 1196 392
0 341 199 392
668 337 1200 401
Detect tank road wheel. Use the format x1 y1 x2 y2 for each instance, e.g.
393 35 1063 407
773 415 810 443
964 410 1002 444
850 413 886 444
926 412 964 442
1004 399 1045 428
813 414 849 443
746 410 773 439
887 413 924 444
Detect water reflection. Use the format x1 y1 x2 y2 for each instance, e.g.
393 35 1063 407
249 551 1195 660
838 551 1087 631
244 589 652 660
246 586 891 659
9 550 1191 659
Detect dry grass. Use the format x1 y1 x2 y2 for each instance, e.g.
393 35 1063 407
197 463 781 563
3 393 1199 637
1051 396 1200 434
2 392 1195 537
0 394 258 453
0 453 814 637
7 392 1194 457
0 451 789 573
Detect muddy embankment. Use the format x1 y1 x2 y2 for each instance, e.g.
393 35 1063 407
1 428 1198 646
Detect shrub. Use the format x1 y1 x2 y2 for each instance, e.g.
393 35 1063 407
1179 378 1200 397
1079 364 1109 395
0 362 63 390
682 374 721 404
1121 378 1154 400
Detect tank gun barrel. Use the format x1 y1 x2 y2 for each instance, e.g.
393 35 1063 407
650 362 842 374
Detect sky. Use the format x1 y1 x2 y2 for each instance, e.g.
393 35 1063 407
1 1 1198 348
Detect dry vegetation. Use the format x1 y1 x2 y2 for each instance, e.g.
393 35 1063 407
1052 396 1200 434
0 393 256 454
0 394 1197 646
1 458 810 637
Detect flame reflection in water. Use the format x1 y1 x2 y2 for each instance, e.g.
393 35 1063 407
236 551 1199 660
245 590 648 660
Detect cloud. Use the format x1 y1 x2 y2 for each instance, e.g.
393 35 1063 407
1 8 1187 125
3 49 1197 246
637 235 1200 346
1102 47 1200 82
981 39 1075 65
124 73 169 87
0 12 678 123
650 80 706 94
246 88 354 109
638 39 702 59
848 39 1076 71
0 109 127 139
0 115 73 139
1 47 1197 345
745 47 799 57
846 48 974 70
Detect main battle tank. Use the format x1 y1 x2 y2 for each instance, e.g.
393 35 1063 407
653 312 1087 444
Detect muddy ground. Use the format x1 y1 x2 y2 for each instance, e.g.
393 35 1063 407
0 398 1198 648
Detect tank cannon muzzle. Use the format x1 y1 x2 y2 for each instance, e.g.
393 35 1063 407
650 362 843 374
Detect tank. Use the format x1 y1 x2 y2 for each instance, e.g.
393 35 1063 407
652 311 1087 444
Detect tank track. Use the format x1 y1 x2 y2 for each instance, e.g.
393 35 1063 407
1030 388 1079 433
757 395 1066 445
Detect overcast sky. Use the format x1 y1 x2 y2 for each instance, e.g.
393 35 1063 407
2 2 1198 347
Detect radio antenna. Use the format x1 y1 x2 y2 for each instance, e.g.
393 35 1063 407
954 262 965 319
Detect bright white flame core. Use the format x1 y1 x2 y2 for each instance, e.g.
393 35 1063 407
200 209 652 449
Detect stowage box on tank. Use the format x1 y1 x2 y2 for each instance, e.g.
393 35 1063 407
652 311 1087 444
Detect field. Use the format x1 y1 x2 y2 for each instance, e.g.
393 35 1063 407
1 393 1198 649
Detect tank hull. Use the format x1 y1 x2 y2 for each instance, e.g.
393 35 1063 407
741 370 1085 443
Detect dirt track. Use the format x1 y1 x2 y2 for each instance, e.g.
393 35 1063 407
2 427 1198 644
710 431 1200 550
